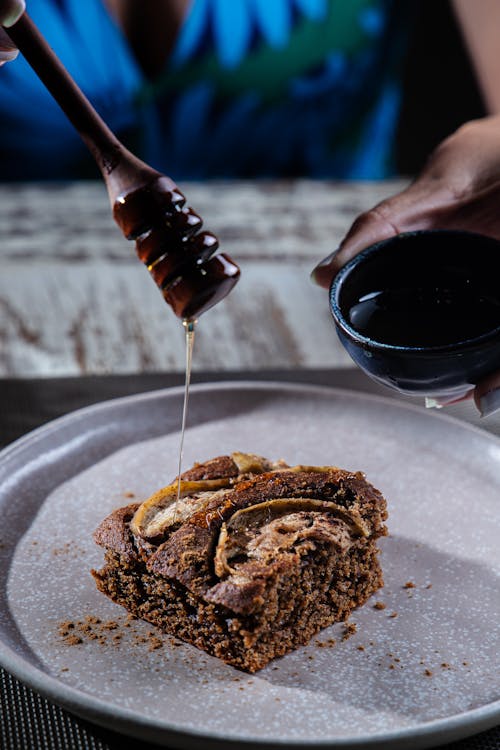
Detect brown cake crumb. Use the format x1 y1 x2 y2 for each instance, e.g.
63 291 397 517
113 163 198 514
342 622 357 641
58 621 74 633
52 542 87 559
389 611 398 618
403 581 415 589
58 613 170 652
58 621 80 645
148 636 163 651
357 645 365 651
68 635 83 645
58 615 130 647
424 669 433 677
102 620 118 631
373 601 386 610
124 491 136 498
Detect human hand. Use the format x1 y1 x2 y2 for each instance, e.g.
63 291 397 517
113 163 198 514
311 116 500 417
0 0 25 65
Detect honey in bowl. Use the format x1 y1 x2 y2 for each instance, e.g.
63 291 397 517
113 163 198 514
329 230 500 398
348 281 500 348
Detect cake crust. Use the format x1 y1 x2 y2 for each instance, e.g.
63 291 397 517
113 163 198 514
92 453 387 672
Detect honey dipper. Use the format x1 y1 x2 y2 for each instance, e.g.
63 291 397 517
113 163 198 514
4 13 240 320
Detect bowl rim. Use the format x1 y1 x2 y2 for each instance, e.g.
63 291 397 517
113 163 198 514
329 229 500 354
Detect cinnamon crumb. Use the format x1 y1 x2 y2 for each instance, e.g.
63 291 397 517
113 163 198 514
57 614 147 648
342 622 357 641
52 542 86 558
124 491 135 498
403 581 415 589
356 645 365 651
389 612 398 618
65 635 82 646
148 637 163 651
373 601 386 610
424 669 433 677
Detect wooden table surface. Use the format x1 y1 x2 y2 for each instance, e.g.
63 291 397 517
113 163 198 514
0 179 408 378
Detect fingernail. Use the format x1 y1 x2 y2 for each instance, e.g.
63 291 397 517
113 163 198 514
310 249 339 285
479 388 500 418
425 390 474 410
425 398 442 409
2 1 25 27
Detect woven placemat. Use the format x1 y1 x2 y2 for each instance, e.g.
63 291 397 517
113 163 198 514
0 371 498 750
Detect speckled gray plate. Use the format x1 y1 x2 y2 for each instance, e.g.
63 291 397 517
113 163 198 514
0 382 499 750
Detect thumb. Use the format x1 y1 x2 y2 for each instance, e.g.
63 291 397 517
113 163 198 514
311 206 398 290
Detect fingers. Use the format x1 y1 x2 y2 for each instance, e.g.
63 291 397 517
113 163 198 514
0 28 17 63
0 0 25 27
0 0 24 65
311 206 399 289
310 168 466 290
474 371 500 418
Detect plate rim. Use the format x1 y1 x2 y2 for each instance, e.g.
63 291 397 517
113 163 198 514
0 380 499 749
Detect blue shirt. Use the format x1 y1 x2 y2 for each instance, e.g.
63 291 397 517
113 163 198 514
0 0 410 181
0 0 142 179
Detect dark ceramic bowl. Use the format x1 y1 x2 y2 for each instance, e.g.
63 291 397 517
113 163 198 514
329 230 500 398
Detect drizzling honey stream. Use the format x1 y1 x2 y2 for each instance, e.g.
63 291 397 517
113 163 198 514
111 179 238 513
174 319 196 517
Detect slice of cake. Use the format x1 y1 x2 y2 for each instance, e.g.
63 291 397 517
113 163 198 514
92 453 387 672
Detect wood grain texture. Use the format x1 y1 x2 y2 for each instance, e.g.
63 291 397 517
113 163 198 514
0 179 407 376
